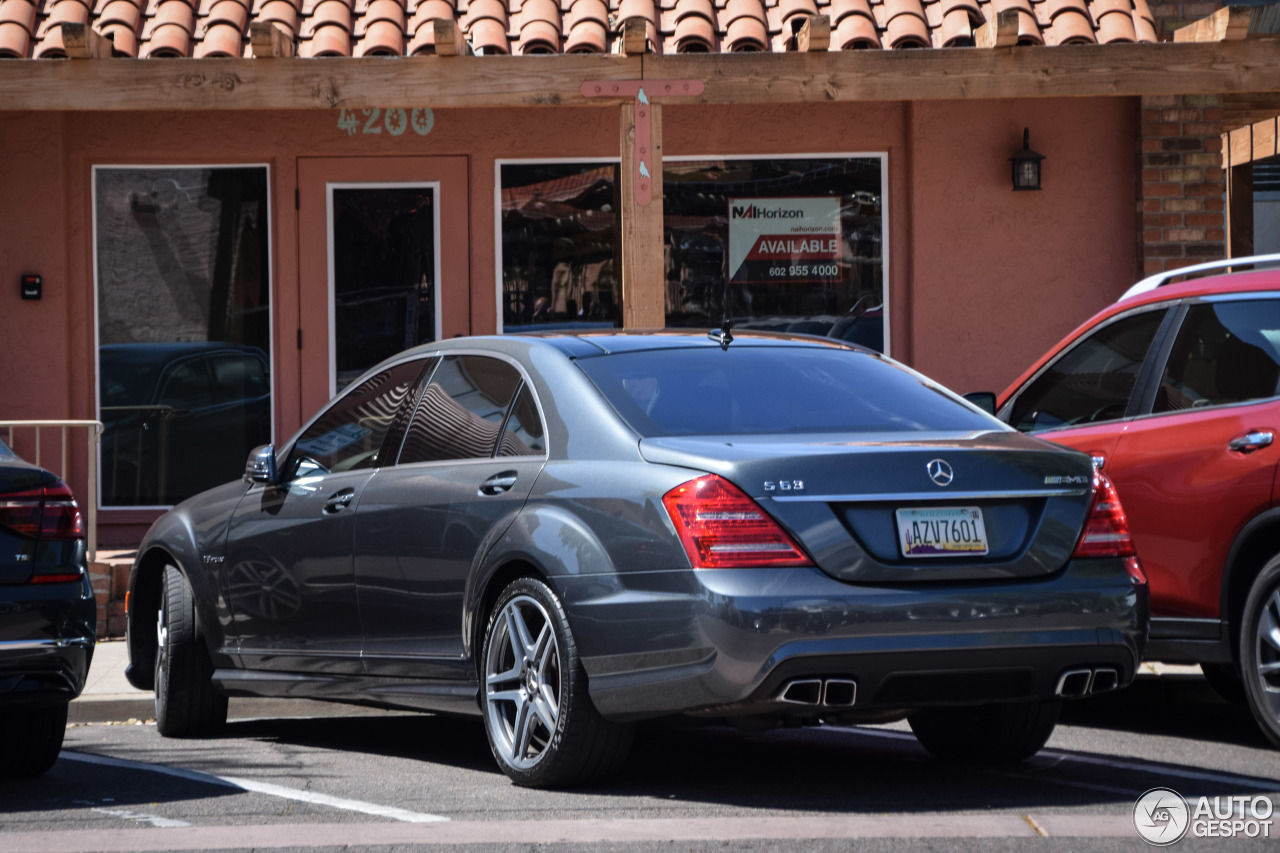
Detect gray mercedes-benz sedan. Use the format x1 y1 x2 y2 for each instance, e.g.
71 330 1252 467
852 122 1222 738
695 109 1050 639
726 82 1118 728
126 331 1148 787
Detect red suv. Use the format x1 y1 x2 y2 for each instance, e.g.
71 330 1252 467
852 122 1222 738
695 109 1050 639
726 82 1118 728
992 254 1280 748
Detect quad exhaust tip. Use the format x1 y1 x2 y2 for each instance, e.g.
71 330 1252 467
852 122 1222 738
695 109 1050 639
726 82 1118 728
777 678 857 707
1055 667 1120 698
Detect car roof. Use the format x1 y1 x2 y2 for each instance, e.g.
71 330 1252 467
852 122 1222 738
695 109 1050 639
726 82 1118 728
499 329 867 358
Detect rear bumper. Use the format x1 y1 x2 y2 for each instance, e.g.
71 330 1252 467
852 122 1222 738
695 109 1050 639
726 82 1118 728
0 578 97 708
561 559 1147 722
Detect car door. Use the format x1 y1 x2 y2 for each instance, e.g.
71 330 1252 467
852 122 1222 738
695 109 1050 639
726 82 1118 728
1101 297 1280 623
356 354 547 678
222 358 428 674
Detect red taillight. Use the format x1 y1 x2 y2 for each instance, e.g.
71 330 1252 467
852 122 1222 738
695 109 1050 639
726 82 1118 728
0 482 85 542
662 475 813 569
1072 472 1145 581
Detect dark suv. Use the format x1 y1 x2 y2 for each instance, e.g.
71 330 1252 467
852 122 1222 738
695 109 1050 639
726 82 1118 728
0 437 95 775
993 254 1280 747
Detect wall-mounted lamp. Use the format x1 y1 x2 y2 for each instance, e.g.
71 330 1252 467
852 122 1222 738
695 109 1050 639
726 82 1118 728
1010 128 1045 191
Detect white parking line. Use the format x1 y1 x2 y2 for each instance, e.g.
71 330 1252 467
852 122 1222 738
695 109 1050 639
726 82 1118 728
59 751 450 824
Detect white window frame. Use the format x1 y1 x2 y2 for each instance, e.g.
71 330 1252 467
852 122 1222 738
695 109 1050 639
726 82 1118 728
325 181 443 399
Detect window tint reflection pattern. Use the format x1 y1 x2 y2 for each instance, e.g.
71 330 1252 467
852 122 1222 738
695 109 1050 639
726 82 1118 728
1154 300 1280 412
289 360 426 477
399 356 528 463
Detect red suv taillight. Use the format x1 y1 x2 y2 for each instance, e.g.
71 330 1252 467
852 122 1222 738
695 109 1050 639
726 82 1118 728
662 475 813 569
0 481 85 541
1072 472 1145 583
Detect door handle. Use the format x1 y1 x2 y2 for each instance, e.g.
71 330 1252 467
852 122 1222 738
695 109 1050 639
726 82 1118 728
480 472 518 496
323 488 356 513
1228 431 1275 453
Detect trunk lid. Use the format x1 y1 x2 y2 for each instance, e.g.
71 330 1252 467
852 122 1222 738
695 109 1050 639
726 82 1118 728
640 429 1094 582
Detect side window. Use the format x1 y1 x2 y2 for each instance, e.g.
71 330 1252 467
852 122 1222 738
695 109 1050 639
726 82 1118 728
1007 310 1166 431
158 361 215 410
287 359 426 477
1153 300 1280 413
399 356 523 464
211 354 268 404
497 385 546 457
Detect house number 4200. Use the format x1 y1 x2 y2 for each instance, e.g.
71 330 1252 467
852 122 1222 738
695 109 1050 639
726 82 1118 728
337 108 434 137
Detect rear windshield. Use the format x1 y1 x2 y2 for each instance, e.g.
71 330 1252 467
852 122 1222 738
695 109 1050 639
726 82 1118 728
576 346 999 437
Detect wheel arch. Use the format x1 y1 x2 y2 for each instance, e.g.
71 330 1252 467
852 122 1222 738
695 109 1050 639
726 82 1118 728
124 545 174 690
1221 506 1280 664
464 504 619 677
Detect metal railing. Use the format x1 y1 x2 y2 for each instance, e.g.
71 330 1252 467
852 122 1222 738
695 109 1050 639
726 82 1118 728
1 420 104 562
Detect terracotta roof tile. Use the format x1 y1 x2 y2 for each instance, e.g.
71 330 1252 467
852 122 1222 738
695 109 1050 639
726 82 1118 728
1045 5 1091 42
833 9 876 46
937 6 970 44
9 0 1160 59
0 23 31 56
195 18 245 51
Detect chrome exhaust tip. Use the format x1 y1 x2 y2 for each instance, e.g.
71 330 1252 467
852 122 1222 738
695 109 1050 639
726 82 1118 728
1055 668 1094 698
822 679 857 707
778 679 823 705
1090 668 1119 694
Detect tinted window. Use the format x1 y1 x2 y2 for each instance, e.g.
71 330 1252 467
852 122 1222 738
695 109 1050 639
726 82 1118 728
1007 310 1165 431
577 346 996 437
1153 300 1280 412
399 356 524 463
288 360 426 477
211 354 268 403
497 385 546 457
158 361 215 409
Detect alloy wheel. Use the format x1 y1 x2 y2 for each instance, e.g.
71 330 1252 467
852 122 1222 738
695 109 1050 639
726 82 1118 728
1252 584 1280 722
484 594 562 770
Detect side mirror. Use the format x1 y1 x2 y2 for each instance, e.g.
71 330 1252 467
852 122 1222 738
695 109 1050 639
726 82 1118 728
244 444 278 485
963 391 997 416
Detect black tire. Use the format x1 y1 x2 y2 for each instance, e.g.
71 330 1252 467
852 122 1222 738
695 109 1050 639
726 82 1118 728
1200 663 1246 705
0 702 68 777
1239 557 1280 748
480 577 633 788
909 699 1061 764
155 564 228 737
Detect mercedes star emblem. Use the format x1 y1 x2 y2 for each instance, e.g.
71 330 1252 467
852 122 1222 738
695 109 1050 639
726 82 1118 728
927 459 954 487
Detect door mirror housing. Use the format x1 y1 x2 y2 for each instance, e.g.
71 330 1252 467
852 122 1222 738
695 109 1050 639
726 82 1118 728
245 444 278 485
963 391 998 416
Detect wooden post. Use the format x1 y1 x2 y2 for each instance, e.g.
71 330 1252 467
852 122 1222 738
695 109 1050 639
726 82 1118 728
620 101 666 329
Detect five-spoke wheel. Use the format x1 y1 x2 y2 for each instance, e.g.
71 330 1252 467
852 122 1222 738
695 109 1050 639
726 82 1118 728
1241 557 1280 748
481 577 632 787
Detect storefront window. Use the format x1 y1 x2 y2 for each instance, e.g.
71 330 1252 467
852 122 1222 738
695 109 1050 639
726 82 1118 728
663 158 884 351
94 166 271 507
499 157 884 350
499 162 622 331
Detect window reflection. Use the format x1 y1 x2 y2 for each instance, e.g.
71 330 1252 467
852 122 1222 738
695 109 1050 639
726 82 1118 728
95 167 271 507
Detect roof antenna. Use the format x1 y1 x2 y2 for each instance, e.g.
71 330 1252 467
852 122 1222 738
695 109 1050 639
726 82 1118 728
708 255 733 351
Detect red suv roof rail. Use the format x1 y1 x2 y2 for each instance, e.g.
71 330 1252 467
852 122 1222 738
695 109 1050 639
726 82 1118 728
1120 252 1280 302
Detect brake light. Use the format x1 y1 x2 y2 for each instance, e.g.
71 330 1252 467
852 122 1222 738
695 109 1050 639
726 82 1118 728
0 482 85 541
1072 472 1145 581
662 475 813 569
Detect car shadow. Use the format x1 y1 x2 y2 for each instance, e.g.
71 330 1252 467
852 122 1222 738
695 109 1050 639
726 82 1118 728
1059 673 1270 749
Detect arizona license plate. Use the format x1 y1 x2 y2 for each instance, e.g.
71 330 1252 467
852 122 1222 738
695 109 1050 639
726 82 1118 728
896 507 989 558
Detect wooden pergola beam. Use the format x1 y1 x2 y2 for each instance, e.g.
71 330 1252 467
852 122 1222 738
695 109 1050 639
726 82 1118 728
3 40 1280 112
60 23 113 59
975 9 1020 49
1174 3 1280 42
249 22 294 58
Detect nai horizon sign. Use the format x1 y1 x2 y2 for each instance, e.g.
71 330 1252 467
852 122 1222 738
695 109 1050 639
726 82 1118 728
728 197 841 285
